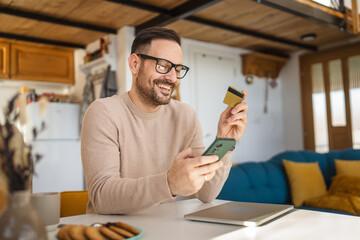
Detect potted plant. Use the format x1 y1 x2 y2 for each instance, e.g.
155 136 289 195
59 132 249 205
0 94 47 240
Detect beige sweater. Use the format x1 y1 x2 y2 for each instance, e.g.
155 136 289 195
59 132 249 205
81 92 232 214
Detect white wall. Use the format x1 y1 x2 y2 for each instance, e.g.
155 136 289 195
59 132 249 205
280 52 304 151
116 26 135 94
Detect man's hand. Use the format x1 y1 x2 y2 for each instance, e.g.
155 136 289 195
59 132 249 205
217 91 248 141
167 148 223 196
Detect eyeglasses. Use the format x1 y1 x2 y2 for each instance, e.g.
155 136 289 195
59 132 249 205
137 54 189 79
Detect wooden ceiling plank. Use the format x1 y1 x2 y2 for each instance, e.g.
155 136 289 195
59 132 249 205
5 0 88 18
192 0 355 49
0 6 117 33
186 15 317 51
194 0 302 31
105 0 189 12
65 1 156 29
194 0 277 28
129 0 317 50
167 20 298 54
135 0 223 32
194 0 324 39
41 26 105 45
0 15 51 35
106 0 170 15
254 0 348 31
0 0 12 7
0 32 84 48
190 0 305 46
0 14 99 47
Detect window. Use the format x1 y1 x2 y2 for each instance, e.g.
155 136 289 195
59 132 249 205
311 63 329 152
349 55 360 149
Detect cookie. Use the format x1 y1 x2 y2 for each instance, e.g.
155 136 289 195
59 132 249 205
114 221 140 235
108 225 134 238
100 226 125 239
57 225 74 240
84 226 108 240
68 225 87 240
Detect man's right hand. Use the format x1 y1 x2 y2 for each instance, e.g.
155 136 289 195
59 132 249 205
167 148 223 196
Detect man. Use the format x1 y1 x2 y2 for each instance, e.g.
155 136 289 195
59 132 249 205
81 27 248 214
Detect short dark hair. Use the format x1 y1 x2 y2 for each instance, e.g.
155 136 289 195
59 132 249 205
131 27 181 54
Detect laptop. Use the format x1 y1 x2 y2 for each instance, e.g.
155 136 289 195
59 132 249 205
184 201 293 227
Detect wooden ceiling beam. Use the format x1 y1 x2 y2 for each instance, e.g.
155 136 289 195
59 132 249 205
0 7 117 34
106 0 170 15
135 0 223 32
187 16 318 51
0 32 85 49
254 0 349 32
109 0 317 50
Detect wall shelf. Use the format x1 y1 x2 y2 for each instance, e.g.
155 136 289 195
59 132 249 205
241 52 288 79
80 57 107 74
79 35 117 75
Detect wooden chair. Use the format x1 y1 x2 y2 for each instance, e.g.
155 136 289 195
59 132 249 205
60 191 89 217
0 174 8 216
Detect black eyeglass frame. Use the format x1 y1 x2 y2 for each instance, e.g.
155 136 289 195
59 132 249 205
137 54 190 79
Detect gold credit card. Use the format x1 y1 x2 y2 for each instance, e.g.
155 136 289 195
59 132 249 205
223 86 244 107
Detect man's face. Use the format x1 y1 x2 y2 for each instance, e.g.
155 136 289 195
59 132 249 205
135 39 183 106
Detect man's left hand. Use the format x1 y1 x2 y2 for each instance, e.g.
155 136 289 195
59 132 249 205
216 91 248 141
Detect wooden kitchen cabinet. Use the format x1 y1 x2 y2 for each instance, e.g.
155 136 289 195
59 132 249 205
10 42 74 84
0 41 10 79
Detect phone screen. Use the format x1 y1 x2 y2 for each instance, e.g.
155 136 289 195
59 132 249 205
202 138 236 160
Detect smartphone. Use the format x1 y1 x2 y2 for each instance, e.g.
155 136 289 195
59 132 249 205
202 138 236 160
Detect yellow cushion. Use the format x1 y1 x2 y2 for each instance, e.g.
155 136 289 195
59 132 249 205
60 191 89 217
328 175 360 196
305 193 360 216
283 160 327 207
305 175 360 216
335 159 360 177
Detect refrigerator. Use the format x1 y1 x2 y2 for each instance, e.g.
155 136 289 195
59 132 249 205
25 102 84 193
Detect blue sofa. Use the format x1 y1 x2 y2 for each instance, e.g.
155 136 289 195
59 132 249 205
217 148 360 215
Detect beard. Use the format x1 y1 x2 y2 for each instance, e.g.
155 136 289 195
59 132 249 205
135 66 176 106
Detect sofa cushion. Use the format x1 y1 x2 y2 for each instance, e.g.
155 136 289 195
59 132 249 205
328 175 360 195
305 175 360 216
297 206 353 215
269 151 333 187
335 159 360 177
283 160 327 207
217 162 289 204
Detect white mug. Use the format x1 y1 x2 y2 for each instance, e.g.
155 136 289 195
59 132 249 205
31 192 60 231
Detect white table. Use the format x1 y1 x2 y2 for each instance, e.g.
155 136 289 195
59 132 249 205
48 199 360 240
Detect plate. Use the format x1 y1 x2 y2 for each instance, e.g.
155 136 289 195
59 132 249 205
55 226 142 239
